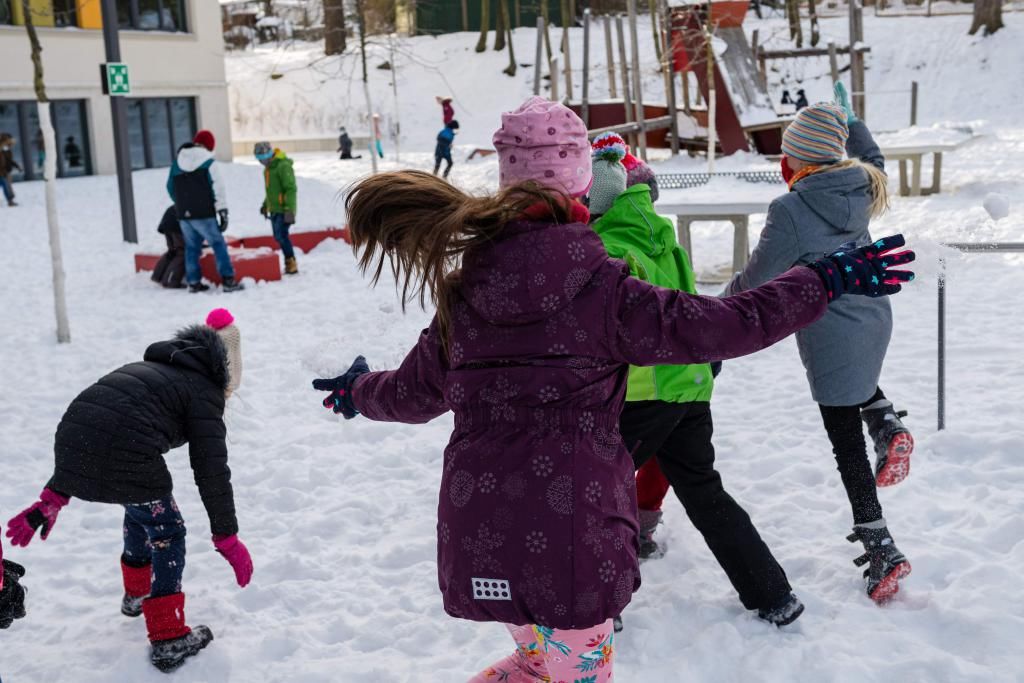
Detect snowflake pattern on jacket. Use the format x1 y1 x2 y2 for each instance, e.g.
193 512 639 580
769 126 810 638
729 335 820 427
354 216 827 628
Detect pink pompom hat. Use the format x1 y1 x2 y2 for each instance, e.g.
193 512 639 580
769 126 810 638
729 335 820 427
492 96 592 196
206 308 242 396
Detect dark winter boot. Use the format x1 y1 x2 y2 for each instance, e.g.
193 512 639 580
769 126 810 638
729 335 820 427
120 558 151 618
861 400 914 487
221 277 245 292
637 509 666 561
756 593 805 627
847 521 912 604
284 257 298 275
188 282 210 293
143 593 214 673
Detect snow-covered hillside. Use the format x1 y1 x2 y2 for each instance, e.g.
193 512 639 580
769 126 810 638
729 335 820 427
0 11 1022 683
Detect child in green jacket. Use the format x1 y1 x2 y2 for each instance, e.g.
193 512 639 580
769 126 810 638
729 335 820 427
254 142 299 275
589 133 803 626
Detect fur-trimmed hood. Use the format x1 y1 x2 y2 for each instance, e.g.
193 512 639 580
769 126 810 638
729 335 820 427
143 324 229 391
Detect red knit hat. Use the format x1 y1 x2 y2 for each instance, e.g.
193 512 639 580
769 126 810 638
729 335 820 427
193 130 215 151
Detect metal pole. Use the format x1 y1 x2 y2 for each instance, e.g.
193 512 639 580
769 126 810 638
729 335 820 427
937 257 946 431
582 9 591 126
100 0 137 244
910 80 918 127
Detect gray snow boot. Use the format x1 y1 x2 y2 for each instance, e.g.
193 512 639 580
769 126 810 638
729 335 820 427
150 626 214 673
861 400 913 487
637 509 666 561
847 521 912 604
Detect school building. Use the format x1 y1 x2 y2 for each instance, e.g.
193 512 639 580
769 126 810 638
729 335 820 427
0 0 231 181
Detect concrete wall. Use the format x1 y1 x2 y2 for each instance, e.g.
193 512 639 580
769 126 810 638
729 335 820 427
0 0 231 175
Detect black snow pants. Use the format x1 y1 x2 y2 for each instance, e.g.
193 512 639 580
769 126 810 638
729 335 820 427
619 400 792 611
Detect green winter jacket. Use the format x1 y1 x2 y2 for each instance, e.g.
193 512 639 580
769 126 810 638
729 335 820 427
262 150 297 215
593 184 714 403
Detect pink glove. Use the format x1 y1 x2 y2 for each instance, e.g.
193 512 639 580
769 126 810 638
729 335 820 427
213 534 253 587
6 488 70 547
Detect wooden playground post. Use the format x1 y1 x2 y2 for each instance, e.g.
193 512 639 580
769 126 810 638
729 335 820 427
910 80 919 126
461 0 468 31
603 14 617 99
534 17 545 95
627 0 647 159
582 9 591 126
660 1 679 155
828 40 839 83
550 55 560 101
704 10 715 172
615 14 637 150
562 25 573 103
849 1 866 120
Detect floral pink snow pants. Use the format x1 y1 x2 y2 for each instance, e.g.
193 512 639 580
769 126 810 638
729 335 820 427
468 619 615 682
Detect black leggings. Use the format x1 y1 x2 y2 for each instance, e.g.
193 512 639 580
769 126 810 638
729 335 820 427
819 387 885 525
620 401 792 611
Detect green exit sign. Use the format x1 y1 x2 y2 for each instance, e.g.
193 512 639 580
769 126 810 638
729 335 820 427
102 63 131 96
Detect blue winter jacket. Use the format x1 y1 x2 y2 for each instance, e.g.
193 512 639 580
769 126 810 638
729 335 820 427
435 125 455 158
166 144 226 220
725 121 892 406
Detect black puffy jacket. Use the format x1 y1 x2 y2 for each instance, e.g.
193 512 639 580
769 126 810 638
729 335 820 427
47 326 238 536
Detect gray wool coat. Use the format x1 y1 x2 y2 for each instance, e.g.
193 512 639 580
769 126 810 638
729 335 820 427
726 121 892 406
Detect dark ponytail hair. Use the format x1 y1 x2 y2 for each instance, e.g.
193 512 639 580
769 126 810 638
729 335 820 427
344 170 574 345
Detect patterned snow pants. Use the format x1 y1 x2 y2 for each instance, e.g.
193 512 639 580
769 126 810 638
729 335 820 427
122 496 186 598
469 619 615 682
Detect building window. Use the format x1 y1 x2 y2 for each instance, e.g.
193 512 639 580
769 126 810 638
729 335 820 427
0 0 14 25
0 100 92 181
52 0 76 27
125 97 197 170
117 0 187 32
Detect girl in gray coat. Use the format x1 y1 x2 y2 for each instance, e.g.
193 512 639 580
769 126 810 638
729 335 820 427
726 84 913 604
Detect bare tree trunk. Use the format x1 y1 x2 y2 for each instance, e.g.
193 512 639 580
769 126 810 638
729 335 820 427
495 0 506 50
787 0 803 48
21 0 70 343
476 0 490 52
356 0 377 173
969 0 1004 35
502 0 517 75
324 0 346 55
808 0 821 47
648 0 662 63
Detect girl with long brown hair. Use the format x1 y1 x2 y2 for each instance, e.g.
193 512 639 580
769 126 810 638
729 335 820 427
312 97 915 680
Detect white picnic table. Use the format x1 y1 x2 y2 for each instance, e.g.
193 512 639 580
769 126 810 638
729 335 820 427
655 180 779 282
876 128 973 197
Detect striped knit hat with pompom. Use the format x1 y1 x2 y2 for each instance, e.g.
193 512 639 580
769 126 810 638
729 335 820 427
781 102 849 164
589 132 628 216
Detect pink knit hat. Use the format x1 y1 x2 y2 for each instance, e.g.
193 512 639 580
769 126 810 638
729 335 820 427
492 96 592 196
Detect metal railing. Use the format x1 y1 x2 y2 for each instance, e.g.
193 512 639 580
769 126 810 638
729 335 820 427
656 171 784 190
937 242 1024 430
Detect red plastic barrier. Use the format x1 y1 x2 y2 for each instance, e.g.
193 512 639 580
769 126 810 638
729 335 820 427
239 226 350 252
135 247 281 284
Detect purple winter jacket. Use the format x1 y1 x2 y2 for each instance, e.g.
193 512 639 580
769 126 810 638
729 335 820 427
353 217 827 630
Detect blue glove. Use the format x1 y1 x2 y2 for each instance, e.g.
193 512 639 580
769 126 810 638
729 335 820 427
833 81 858 123
808 234 915 301
312 356 370 419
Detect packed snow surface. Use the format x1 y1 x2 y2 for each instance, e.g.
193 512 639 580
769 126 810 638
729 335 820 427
1 12 1023 683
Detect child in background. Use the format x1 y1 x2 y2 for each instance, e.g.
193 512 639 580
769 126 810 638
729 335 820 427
255 141 300 275
436 95 455 125
0 133 21 207
337 127 361 160
5 309 253 672
152 205 187 289
725 83 914 603
433 119 459 179
313 96 913 679
589 132 803 627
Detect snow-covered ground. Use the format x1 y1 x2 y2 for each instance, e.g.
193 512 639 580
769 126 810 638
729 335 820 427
1 12 1023 683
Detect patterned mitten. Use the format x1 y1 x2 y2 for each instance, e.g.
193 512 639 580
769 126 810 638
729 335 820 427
312 356 370 419
808 234 915 301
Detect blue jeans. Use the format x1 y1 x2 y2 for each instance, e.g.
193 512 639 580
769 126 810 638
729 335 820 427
180 217 234 285
270 213 295 259
122 496 186 598
0 176 14 203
